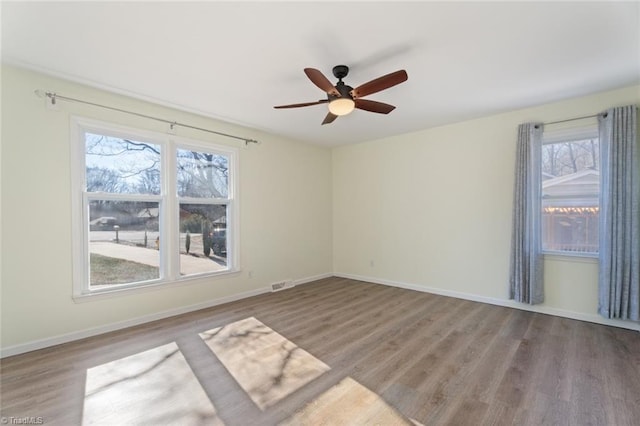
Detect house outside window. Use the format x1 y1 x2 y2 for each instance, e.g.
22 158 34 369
71 117 239 298
541 126 599 256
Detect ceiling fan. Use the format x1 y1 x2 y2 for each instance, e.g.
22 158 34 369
274 65 408 125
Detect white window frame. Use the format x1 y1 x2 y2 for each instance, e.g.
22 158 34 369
540 125 599 258
70 116 240 300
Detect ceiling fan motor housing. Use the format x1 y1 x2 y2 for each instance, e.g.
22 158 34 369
332 81 354 100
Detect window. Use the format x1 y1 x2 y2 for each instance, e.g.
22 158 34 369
541 127 599 256
71 117 238 298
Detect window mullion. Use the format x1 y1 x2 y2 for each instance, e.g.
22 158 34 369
164 140 178 280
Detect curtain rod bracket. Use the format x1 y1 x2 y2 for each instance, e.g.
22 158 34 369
39 91 59 110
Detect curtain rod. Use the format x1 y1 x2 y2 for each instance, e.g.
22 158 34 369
540 112 606 127
35 90 260 145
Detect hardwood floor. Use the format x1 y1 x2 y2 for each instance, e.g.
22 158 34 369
2 277 639 425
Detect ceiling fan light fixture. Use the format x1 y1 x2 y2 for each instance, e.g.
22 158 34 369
328 98 355 116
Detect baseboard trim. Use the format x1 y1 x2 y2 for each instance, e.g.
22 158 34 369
294 272 333 286
334 272 640 332
1 273 332 358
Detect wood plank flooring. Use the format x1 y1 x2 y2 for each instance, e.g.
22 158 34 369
1 277 639 425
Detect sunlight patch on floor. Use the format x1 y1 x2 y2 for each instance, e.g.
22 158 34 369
83 342 221 425
200 317 330 410
282 376 413 425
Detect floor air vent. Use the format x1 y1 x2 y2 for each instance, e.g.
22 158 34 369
271 280 294 292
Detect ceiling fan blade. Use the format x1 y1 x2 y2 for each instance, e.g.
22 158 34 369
354 99 396 114
274 100 328 109
322 112 338 125
350 70 408 99
304 68 340 96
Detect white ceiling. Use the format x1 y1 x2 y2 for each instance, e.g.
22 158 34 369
2 1 639 146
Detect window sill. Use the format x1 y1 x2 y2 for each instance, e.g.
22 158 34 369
543 253 598 264
73 268 241 303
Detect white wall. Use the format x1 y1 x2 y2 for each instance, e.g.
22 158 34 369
333 85 640 328
0 65 333 353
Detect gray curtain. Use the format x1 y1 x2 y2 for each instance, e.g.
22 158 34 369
510 123 544 304
598 105 639 321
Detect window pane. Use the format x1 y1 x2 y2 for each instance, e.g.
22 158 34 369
542 206 599 253
89 200 160 287
86 133 161 194
177 149 228 198
541 138 599 254
541 138 599 178
179 203 227 275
